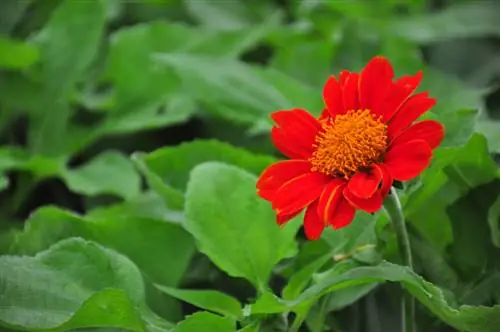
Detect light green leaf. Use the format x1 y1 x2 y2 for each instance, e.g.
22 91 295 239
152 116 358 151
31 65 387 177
0 238 170 331
475 118 500 153
108 20 276 114
154 53 292 125
141 139 275 192
28 0 106 157
393 2 500 43
63 151 141 200
185 162 299 291
172 312 235 332
155 285 242 319
0 35 39 69
250 261 500 332
184 0 277 30
11 206 195 288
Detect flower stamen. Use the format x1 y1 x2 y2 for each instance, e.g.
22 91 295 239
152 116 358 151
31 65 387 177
310 109 387 178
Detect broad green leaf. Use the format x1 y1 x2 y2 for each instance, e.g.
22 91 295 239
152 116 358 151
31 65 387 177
155 285 242 319
132 153 185 211
0 35 39 69
393 2 500 43
108 20 277 114
172 312 235 332
11 206 195 288
154 53 292 125
185 162 299 291
142 139 275 192
282 254 331 300
0 238 170 331
250 261 500 332
475 118 500 153
28 0 106 156
184 0 277 30
62 151 141 200
0 146 64 178
488 195 500 248
322 212 378 258
88 190 184 225
269 38 334 87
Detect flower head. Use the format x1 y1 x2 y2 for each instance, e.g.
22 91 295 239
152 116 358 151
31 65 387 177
257 56 444 240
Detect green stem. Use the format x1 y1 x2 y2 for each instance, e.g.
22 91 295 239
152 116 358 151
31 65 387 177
383 188 414 332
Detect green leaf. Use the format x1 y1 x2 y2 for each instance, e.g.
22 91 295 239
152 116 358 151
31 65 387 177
108 20 276 114
282 254 331 300
0 35 39 69
475 117 500 153
393 2 500 43
250 261 500 332
11 206 195 288
184 0 277 30
172 312 235 332
269 38 334 87
155 285 242 319
488 195 500 248
62 151 141 200
0 238 170 331
142 139 275 192
28 0 106 156
185 162 299 291
404 134 498 250
154 53 292 125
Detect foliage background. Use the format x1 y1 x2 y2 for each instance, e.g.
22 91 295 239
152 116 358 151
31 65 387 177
1 0 500 331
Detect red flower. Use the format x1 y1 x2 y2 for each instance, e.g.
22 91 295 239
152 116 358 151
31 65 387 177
257 56 444 240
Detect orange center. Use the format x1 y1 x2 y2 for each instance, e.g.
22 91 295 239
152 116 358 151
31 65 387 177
310 109 388 179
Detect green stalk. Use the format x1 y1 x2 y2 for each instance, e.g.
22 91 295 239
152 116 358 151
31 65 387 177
383 187 414 332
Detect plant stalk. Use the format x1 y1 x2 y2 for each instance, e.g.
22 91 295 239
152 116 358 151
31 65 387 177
384 187 414 332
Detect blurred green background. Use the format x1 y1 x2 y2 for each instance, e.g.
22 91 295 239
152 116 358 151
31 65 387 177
1 0 500 331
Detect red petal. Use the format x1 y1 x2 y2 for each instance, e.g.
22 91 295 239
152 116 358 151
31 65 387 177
342 72 360 111
359 56 394 116
317 180 345 225
384 139 433 181
387 92 436 139
382 71 423 122
304 200 324 240
390 120 445 150
347 167 383 199
271 109 321 159
376 163 393 197
331 197 356 230
318 108 330 122
323 76 344 117
339 70 350 85
272 172 330 215
257 160 311 190
271 128 308 159
276 210 301 226
343 186 383 213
